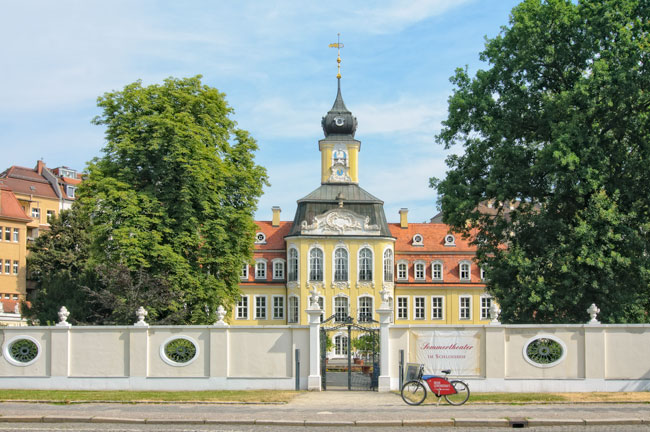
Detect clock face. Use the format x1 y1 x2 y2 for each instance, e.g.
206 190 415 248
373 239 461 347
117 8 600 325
334 116 345 127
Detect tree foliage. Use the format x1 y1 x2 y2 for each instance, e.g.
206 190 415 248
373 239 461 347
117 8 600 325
432 0 650 323
27 76 268 324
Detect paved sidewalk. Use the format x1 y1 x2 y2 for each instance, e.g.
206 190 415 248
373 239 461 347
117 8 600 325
1 391 650 427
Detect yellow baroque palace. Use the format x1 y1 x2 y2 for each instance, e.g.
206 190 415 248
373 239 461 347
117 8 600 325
234 79 493 327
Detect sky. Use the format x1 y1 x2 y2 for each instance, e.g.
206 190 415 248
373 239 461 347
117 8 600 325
0 0 522 224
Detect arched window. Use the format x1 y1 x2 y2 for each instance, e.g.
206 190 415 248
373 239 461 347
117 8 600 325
383 249 394 282
334 334 348 356
432 261 443 281
288 248 298 282
288 296 299 323
309 248 323 281
459 261 471 281
334 248 348 281
359 248 373 281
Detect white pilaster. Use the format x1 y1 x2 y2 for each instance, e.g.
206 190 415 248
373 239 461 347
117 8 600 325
377 305 393 392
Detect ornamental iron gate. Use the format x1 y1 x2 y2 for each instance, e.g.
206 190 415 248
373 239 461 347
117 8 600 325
320 314 380 391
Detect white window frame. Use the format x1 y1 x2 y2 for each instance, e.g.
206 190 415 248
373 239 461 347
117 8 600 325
396 296 409 320
444 234 456 246
414 261 426 281
272 259 285 280
459 296 472 320
333 295 349 322
287 247 299 282
332 245 349 282
480 295 492 320
288 295 299 323
358 296 374 323
459 260 471 281
31 208 40 220
308 245 324 282
334 333 348 356
66 185 76 198
12 261 18 275
240 263 249 280
12 228 19 242
4 227 10 241
272 295 285 320
236 295 249 320
431 296 444 320
414 296 426 320
383 248 394 282
396 260 408 281
431 261 443 281
480 267 487 281
4 260 9 274
255 259 267 280
358 247 373 282
254 295 267 320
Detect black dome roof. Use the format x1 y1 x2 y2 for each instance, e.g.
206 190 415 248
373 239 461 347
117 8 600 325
321 79 358 138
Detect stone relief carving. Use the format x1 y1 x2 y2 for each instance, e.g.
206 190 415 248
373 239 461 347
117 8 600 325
331 281 350 290
301 209 380 235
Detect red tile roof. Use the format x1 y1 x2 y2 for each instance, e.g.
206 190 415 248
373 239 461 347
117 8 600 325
389 223 477 252
0 187 31 222
0 166 58 199
253 221 292 250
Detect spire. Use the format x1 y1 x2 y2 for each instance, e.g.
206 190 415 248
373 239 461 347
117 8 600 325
322 34 357 138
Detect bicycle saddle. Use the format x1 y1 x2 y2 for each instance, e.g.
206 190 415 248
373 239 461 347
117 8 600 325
441 369 451 374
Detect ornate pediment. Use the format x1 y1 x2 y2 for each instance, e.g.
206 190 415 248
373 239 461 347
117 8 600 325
301 209 380 235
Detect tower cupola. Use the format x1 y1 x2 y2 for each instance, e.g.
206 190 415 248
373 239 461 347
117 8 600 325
321 80 358 138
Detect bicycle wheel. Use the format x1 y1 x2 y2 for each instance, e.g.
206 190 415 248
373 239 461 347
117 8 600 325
401 380 427 405
444 380 470 405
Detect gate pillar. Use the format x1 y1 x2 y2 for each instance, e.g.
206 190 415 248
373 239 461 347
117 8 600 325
377 306 393 392
306 307 322 391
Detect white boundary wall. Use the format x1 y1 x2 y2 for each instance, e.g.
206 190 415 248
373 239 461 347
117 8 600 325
0 325 310 391
388 324 650 392
2 321 650 392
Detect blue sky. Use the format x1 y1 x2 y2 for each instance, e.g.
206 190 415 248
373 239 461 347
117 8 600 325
0 0 521 223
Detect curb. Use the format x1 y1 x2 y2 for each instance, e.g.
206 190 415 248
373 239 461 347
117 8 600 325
0 416 649 427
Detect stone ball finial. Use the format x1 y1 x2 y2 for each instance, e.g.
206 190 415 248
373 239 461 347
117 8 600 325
587 303 601 324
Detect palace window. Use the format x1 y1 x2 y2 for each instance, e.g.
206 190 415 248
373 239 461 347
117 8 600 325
288 296 299 323
236 296 249 319
397 296 408 320
13 261 18 275
334 247 348 281
334 297 349 322
12 228 19 242
432 296 444 320
254 232 266 244
272 259 285 280
4 260 9 274
459 261 471 281
397 261 408 280
383 249 393 282
334 334 348 356
459 296 471 320
414 261 425 280
255 260 266 279
309 248 323 281
4 227 10 241
432 261 443 281
358 248 373 281
481 296 492 320
358 296 373 322
288 248 298 282
414 297 425 320
255 295 267 319
272 296 285 320
240 264 249 280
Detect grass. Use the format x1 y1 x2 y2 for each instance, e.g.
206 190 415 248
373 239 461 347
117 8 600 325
0 389 301 404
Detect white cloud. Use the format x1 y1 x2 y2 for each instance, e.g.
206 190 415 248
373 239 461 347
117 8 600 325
355 98 447 135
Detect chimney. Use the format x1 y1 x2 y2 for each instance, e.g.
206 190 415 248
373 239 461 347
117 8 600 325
399 208 408 229
272 206 281 227
36 160 45 175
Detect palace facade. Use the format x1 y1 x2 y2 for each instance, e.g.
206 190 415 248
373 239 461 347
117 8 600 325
234 79 492 327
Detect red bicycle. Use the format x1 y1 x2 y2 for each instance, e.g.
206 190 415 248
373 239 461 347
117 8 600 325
401 364 470 406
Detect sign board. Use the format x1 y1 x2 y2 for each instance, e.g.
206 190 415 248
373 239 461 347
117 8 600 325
412 330 481 376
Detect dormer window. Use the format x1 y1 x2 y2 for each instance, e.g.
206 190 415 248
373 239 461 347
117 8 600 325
412 234 423 246
444 234 456 246
254 232 266 244
459 261 471 281
66 186 76 198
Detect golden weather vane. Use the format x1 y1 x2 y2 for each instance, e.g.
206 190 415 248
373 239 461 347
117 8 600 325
328 33 344 79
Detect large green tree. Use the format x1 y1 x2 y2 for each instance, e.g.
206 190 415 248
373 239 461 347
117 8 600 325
27 76 268 324
432 0 650 323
